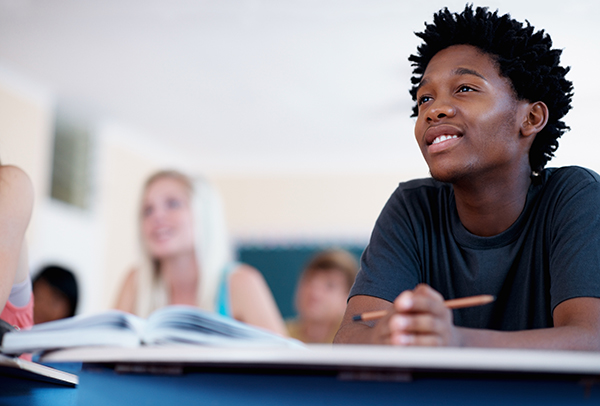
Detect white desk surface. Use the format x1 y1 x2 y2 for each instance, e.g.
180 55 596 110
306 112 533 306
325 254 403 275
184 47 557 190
41 344 600 376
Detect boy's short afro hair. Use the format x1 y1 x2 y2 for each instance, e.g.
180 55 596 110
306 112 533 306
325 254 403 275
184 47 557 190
409 5 573 173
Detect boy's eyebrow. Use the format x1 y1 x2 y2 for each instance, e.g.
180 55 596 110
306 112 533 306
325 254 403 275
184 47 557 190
453 67 487 81
416 67 488 92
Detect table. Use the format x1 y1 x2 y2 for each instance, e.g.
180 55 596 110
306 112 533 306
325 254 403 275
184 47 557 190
2 345 600 405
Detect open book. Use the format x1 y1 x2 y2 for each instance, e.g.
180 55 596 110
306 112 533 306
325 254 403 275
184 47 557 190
0 305 302 355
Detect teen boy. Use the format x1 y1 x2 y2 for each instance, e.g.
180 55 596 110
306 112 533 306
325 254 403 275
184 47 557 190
335 5 600 350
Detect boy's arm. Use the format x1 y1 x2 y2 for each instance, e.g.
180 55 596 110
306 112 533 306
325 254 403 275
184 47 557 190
334 295 396 344
335 284 600 350
458 296 600 350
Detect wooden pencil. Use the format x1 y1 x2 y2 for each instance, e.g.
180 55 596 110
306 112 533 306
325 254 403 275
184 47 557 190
352 294 495 322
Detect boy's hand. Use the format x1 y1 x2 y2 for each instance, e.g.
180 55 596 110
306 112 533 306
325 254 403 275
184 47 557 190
386 284 460 346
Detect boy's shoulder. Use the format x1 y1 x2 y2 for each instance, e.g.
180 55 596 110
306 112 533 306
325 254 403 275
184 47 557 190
538 166 600 188
393 176 452 201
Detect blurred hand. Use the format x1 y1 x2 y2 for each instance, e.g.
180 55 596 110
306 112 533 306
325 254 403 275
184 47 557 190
371 284 460 346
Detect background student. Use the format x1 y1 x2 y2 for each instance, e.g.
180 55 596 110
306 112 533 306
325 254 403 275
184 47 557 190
115 170 287 335
286 249 357 343
0 162 34 330
32 265 79 324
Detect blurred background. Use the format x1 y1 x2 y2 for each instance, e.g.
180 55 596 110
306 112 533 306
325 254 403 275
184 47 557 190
0 0 598 317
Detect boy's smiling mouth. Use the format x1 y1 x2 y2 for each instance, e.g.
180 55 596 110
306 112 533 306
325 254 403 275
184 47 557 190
424 125 463 151
431 134 460 145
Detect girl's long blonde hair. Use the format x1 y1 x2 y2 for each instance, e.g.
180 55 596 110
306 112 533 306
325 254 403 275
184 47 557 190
134 170 233 318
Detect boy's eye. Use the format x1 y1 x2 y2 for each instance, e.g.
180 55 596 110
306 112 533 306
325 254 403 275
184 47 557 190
418 95 432 106
457 85 474 93
143 206 153 217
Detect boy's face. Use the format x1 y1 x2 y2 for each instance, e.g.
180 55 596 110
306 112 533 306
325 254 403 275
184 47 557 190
296 269 349 323
414 44 529 183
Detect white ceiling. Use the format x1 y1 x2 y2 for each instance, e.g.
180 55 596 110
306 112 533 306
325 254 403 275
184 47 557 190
1 0 599 175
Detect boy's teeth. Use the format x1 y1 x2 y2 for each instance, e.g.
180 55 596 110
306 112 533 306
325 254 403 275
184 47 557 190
432 134 458 144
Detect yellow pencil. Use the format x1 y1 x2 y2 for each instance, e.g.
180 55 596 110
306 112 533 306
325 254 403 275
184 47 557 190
352 294 495 322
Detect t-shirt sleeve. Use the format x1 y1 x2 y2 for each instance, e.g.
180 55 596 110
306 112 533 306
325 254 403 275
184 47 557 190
349 185 422 303
549 168 600 311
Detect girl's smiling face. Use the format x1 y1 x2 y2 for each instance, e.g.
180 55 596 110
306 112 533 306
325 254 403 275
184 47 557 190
141 176 195 260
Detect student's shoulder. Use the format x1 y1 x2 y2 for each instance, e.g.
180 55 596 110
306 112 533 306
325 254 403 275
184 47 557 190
123 267 139 283
0 165 33 216
541 166 600 190
0 165 33 197
115 267 139 312
229 263 265 287
536 166 600 206
398 176 443 189
0 164 29 178
391 176 451 202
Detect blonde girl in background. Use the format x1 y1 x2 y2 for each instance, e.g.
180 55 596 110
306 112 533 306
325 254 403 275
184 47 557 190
115 170 286 335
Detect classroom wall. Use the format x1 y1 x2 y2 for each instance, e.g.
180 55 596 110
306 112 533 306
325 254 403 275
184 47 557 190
212 174 398 243
98 129 159 309
2 70 419 315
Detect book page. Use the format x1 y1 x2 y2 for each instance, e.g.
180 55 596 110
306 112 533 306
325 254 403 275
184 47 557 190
1 311 144 354
142 305 303 348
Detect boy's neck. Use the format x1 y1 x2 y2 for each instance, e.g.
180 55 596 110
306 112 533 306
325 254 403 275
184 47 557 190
453 167 532 237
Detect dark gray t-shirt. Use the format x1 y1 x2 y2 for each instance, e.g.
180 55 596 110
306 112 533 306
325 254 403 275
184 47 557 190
350 166 600 331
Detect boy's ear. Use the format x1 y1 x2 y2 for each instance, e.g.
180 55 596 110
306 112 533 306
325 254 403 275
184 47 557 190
521 101 549 138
